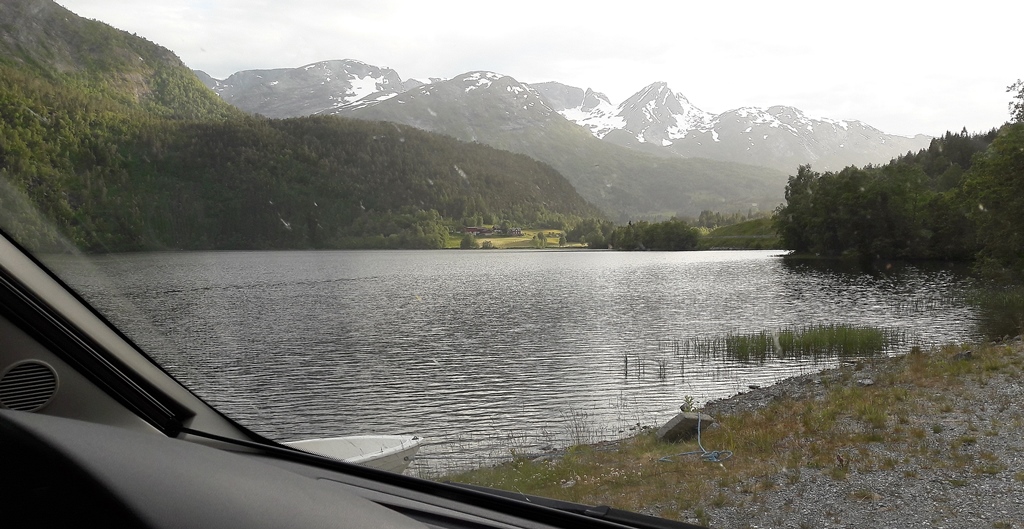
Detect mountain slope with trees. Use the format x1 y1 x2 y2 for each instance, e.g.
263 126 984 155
0 0 601 251
0 0 238 121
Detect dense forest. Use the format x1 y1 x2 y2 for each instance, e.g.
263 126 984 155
561 218 700 250
0 0 602 251
775 115 1023 276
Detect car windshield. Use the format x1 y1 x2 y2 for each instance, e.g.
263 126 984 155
3 1 1024 526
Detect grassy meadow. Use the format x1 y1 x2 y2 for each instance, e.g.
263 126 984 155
445 229 578 249
697 218 781 250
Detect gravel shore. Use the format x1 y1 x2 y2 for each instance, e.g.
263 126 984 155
684 338 1024 529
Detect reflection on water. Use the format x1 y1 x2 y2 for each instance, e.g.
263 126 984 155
55 250 981 476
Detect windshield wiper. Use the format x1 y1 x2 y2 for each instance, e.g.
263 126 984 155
448 482 706 529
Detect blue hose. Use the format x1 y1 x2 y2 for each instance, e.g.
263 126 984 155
658 413 733 463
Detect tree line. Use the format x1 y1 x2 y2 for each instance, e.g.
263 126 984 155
775 117 1023 277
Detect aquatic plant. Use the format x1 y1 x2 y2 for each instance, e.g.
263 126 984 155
682 324 906 364
967 286 1024 339
778 324 904 359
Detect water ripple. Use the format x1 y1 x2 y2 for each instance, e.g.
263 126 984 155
51 250 981 477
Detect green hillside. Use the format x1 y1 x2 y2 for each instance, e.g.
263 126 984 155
697 218 781 250
0 0 602 251
0 0 238 120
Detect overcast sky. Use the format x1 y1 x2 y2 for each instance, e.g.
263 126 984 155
58 0 1020 137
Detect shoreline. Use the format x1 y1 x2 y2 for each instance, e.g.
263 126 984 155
690 337 1024 528
450 338 1024 528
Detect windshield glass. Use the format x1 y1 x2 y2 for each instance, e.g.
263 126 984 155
3 1 1023 526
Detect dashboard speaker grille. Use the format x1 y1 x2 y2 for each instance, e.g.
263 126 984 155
0 361 58 412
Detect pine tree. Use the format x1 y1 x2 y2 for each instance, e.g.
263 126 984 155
1009 79 1024 123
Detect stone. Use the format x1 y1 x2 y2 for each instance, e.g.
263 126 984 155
856 378 875 387
656 412 714 442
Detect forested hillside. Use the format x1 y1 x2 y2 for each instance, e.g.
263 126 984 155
775 124 1023 276
0 0 601 251
0 0 236 121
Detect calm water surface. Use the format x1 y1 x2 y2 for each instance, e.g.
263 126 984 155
59 250 980 476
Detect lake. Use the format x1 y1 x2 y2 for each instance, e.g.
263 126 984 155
58 249 982 476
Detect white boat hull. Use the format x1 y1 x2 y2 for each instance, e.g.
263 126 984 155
284 435 422 473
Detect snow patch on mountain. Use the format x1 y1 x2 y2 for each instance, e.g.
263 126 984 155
463 71 503 92
530 83 625 137
348 74 382 99
196 59 422 118
562 106 626 138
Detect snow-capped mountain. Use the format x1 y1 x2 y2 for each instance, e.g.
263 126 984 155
200 60 931 173
195 59 423 118
337 71 565 146
534 82 713 145
334 71 787 219
196 59 935 217
668 105 933 172
615 82 715 145
533 81 931 172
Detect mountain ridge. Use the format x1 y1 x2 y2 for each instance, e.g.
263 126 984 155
532 80 931 172
337 70 787 219
202 66 789 219
201 60 931 194
201 62 932 174
196 59 425 119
